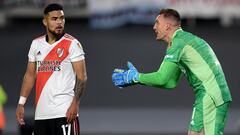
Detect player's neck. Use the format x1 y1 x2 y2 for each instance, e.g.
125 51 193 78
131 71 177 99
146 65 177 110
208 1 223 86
47 33 58 44
164 33 172 45
166 27 179 45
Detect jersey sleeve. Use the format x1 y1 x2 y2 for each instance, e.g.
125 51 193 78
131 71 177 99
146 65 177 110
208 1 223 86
28 40 37 62
139 61 181 89
69 40 85 62
163 39 184 63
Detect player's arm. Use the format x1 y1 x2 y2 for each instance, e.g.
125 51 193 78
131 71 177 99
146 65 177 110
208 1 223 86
161 68 182 89
139 61 182 89
112 61 181 89
72 60 87 102
66 60 87 123
16 61 36 125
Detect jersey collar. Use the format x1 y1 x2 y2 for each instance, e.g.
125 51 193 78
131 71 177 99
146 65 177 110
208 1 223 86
172 28 183 40
168 28 182 48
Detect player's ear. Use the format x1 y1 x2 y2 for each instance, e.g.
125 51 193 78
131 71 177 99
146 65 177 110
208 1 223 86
43 17 47 27
164 23 169 31
165 22 172 31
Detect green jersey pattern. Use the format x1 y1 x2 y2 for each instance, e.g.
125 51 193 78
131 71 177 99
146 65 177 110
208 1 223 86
164 28 232 106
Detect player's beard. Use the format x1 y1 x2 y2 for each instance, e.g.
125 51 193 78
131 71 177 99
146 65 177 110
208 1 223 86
48 26 64 38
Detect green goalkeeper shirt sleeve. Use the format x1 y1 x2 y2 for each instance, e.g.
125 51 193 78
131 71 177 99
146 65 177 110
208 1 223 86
139 61 181 89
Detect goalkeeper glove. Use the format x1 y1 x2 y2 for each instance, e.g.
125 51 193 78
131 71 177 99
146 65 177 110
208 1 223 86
112 61 139 88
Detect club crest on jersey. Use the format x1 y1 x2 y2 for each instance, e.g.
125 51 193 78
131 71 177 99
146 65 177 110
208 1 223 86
57 48 64 58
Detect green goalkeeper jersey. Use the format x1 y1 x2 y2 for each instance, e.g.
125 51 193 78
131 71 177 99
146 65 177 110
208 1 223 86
164 28 232 106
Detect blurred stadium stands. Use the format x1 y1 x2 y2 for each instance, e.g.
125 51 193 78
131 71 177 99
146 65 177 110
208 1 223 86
0 0 88 27
1 0 240 28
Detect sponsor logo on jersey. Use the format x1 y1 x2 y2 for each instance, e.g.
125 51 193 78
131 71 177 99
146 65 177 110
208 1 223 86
37 60 61 72
57 48 64 58
164 55 174 59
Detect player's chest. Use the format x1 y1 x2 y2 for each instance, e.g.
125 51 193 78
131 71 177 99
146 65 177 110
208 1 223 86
35 43 69 61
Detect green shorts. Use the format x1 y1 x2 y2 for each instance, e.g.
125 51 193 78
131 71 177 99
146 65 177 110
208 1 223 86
189 94 230 135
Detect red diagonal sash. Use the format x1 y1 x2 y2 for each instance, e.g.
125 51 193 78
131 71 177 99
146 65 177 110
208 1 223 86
35 39 71 106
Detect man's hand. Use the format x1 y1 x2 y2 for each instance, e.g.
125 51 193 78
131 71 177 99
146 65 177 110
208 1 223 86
16 104 25 125
66 98 79 123
112 61 139 88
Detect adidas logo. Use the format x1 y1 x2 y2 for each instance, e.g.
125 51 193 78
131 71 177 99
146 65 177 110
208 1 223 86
37 51 41 55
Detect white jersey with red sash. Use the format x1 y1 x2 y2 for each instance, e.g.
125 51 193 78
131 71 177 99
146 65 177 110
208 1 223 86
28 33 85 120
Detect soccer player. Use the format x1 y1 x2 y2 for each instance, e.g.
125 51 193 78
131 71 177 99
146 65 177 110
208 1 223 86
16 3 87 135
112 9 232 135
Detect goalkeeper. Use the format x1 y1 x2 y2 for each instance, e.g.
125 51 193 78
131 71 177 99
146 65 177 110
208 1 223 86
112 9 232 135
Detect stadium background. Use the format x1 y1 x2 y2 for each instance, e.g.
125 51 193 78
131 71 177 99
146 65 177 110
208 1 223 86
0 0 239 134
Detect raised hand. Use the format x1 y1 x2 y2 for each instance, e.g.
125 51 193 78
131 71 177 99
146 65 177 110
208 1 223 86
112 62 139 88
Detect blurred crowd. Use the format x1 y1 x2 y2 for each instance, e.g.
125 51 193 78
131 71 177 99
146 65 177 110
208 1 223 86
0 0 86 7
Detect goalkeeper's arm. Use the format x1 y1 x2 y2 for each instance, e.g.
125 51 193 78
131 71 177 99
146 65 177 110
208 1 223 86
139 61 182 89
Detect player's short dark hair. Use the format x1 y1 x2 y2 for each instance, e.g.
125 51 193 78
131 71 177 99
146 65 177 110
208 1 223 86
159 8 181 25
43 3 63 15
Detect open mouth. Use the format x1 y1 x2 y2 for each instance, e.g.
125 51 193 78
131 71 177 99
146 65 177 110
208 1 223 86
56 26 63 30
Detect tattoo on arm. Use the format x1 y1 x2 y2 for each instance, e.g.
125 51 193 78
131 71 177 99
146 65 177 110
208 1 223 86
74 77 87 101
